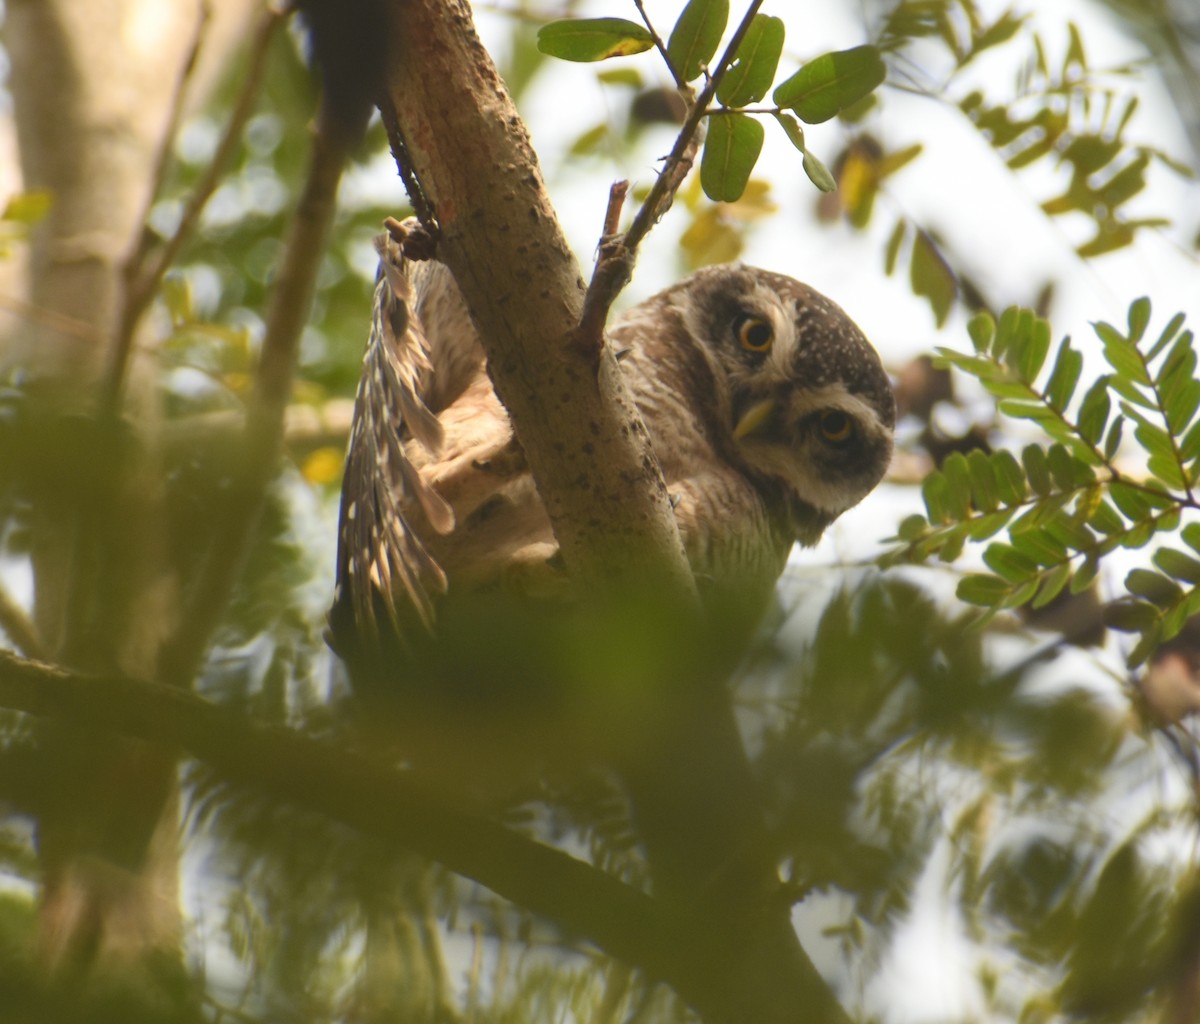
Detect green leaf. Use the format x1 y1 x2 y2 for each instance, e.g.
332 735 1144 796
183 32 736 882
1147 453 1187 491
1107 373 1155 410
716 14 784 106
991 450 1027 505
1022 445 1052 496
968 312 995 354
1076 375 1111 446
896 513 929 541
1103 415 1125 460
667 0 729 81
884 220 907 276
1105 598 1158 632
772 45 887 124
1018 315 1052 383
1072 555 1099 593
957 573 1014 607
910 231 956 327
1086 498 1124 535
1046 444 1080 490
1146 311 1186 362
984 543 1038 582
1011 528 1066 566
941 452 974 519
1046 513 1095 553
537 18 655 62
1182 522 1200 554
967 509 1015 541
967 449 999 513
1127 296 1151 343
1032 562 1072 609
801 149 837 193
772 111 806 153
1108 482 1150 520
1094 320 1151 385
1153 547 1200 585
700 113 764 202
922 471 951 524
1045 339 1083 412
1161 361 1200 437
3 190 53 224
1126 568 1183 607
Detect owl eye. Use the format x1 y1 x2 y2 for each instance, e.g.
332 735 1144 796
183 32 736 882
734 314 774 353
819 410 854 444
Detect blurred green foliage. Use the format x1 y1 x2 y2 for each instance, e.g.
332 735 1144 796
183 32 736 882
1 1 1200 1022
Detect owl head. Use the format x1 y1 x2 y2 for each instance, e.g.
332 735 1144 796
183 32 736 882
674 264 895 544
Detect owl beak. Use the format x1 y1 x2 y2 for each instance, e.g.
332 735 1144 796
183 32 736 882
733 397 776 440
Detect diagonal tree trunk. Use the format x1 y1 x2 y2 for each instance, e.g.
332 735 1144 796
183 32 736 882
375 2 851 1021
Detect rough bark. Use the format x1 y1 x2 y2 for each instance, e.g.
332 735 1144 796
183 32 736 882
377 3 850 1021
378 0 698 609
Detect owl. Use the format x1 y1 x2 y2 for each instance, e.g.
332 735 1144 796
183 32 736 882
328 226 894 661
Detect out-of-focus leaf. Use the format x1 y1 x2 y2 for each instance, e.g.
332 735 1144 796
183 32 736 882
884 219 907 275
984 543 1039 582
1126 568 1182 607
700 112 764 201
1022 445 1052 496
536 18 655 62
910 231 956 326
1103 415 1125 460
1045 339 1082 412
3 190 54 224
1076 376 1111 447
968 312 995 354
1127 296 1151 343
1094 320 1150 384
991 450 1026 505
716 14 784 106
773 45 887 124
667 0 729 82
1153 548 1200 585
958 573 1013 606
802 149 837 192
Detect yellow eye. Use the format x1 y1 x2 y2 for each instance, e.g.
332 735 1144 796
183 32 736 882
736 315 774 353
819 410 854 444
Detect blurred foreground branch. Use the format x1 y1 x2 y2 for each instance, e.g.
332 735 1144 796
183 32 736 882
0 647 799 1013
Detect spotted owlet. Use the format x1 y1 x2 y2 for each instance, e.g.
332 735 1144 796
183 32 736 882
328 227 894 659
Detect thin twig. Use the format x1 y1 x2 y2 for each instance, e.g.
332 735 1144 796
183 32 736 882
601 179 628 240
107 4 287 405
574 1 765 353
624 0 764 252
575 181 630 359
0 647 674 988
633 0 687 90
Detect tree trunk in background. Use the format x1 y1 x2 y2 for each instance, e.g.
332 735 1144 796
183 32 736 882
3 0 255 1012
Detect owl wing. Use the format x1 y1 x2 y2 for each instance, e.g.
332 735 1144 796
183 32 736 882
331 231 458 648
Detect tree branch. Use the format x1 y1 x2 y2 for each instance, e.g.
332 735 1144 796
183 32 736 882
0 647 780 1011
374 4 849 1022
576 0 767 353
378 0 698 611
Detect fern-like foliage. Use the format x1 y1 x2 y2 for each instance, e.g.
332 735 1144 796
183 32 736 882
883 298 1200 665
